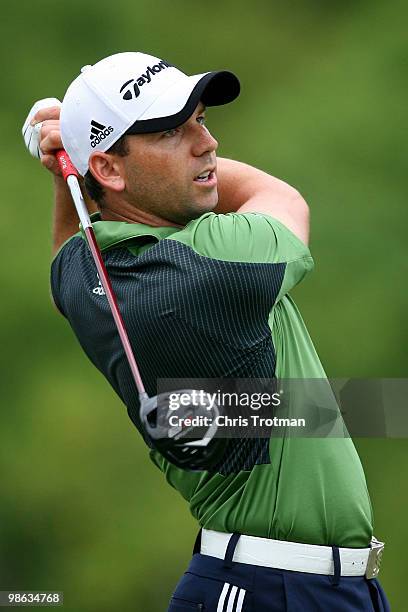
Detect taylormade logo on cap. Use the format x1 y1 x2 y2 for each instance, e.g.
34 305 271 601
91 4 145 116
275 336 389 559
120 59 171 100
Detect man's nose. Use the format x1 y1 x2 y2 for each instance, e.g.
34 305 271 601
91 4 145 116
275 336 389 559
192 125 218 157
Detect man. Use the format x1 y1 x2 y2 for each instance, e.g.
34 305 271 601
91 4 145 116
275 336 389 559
23 52 389 611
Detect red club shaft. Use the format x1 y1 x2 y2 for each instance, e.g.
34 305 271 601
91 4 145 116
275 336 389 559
55 149 146 396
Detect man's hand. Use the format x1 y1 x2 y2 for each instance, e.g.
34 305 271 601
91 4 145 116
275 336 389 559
22 98 63 176
22 98 99 256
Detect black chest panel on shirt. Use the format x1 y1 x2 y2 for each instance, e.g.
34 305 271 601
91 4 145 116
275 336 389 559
51 237 286 474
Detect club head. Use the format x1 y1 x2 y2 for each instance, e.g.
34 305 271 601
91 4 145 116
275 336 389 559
139 389 227 471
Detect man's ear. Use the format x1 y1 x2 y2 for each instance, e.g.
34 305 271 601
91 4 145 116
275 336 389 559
88 152 125 193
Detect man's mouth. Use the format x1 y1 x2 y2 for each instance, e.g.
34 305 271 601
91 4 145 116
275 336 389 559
194 169 216 185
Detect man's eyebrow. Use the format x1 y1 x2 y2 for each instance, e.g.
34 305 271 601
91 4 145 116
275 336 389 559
197 103 206 113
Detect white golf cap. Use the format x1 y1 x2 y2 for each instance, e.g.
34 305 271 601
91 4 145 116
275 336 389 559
60 51 240 176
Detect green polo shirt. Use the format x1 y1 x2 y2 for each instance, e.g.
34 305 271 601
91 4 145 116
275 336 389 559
51 211 373 547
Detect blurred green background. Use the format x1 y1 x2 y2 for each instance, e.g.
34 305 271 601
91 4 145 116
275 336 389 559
1 0 407 609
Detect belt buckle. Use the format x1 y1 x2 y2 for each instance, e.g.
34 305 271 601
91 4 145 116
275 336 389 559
365 537 385 579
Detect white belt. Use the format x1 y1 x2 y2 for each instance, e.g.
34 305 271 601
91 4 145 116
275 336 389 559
200 529 384 578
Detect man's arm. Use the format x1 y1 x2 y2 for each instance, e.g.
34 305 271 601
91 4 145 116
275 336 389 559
29 105 98 255
215 158 310 245
29 106 308 252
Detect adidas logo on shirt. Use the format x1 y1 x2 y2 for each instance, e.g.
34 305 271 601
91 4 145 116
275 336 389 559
92 275 106 296
89 120 114 148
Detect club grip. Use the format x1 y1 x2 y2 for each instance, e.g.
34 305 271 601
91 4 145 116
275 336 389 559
56 149 79 181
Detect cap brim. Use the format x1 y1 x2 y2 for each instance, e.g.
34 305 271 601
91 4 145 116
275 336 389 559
125 71 240 135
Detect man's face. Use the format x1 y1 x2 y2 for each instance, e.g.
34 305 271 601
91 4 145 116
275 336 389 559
120 103 219 225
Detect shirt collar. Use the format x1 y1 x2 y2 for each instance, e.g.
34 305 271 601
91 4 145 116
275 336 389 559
80 212 181 252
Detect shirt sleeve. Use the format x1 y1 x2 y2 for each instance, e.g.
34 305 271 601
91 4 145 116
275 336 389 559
171 212 314 299
50 236 80 316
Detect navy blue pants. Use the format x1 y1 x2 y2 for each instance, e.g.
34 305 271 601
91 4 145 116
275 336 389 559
168 533 390 611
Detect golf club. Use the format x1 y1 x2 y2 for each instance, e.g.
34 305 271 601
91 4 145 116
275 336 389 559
55 149 226 470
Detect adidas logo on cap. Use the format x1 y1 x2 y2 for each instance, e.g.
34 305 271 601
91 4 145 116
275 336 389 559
89 120 114 148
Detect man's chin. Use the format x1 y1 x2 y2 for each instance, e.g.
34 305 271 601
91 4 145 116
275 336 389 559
174 196 218 225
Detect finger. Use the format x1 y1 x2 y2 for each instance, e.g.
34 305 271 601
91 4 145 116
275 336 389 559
38 119 60 130
30 105 61 126
39 129 63 154
40 154 55 170
40 154 62 176
38 120 61 141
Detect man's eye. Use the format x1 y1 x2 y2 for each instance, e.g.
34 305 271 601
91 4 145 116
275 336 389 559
197 115 206 125
163 128 179 138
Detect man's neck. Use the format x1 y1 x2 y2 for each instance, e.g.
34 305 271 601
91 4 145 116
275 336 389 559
100 205 182 228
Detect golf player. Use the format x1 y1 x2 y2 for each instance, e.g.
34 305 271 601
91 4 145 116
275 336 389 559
23 52 390 611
